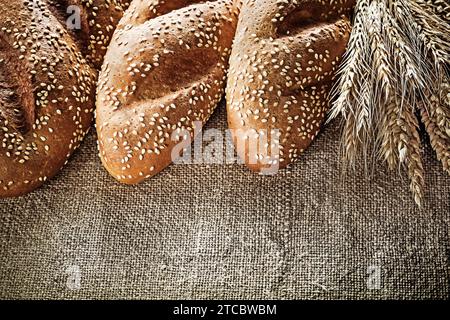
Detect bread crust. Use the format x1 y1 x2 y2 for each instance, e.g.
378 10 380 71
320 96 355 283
48 0 131 67
0 0 129 197
96 0 239 184
226 0 354 172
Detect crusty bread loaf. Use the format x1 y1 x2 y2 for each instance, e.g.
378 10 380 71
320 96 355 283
226 0 354 173
0 0 129 197
96 0 239 183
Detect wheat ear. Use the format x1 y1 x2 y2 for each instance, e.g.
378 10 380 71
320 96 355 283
416 0 450 25
329 0 372 166
329 0 371 121
420 82 450 174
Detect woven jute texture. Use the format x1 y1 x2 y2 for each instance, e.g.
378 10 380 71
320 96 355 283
0 103 449 300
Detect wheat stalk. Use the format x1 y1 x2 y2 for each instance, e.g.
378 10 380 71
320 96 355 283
370 3 392 104
330 0 371 121
384 3 426 92
400 103 425 206
330 0 373 167
330 0 449 206
420 81 450 173
407 1 450 68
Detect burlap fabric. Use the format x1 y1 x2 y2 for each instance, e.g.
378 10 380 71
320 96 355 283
0 102 448 300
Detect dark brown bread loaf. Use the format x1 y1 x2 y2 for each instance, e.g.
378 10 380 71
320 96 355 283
47 0 131 68
226 0 354 173
96 0 239 183
0 0 129 197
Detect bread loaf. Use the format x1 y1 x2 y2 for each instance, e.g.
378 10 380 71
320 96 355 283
0 0 129 197
96 0 239 183
226 0 354 173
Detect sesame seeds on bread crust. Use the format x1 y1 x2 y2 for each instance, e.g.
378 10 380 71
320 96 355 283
96 0 239 184
226 0 354 172
1 0 356 196
0 0 129 197
47 0 131 68
81 0 131 68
